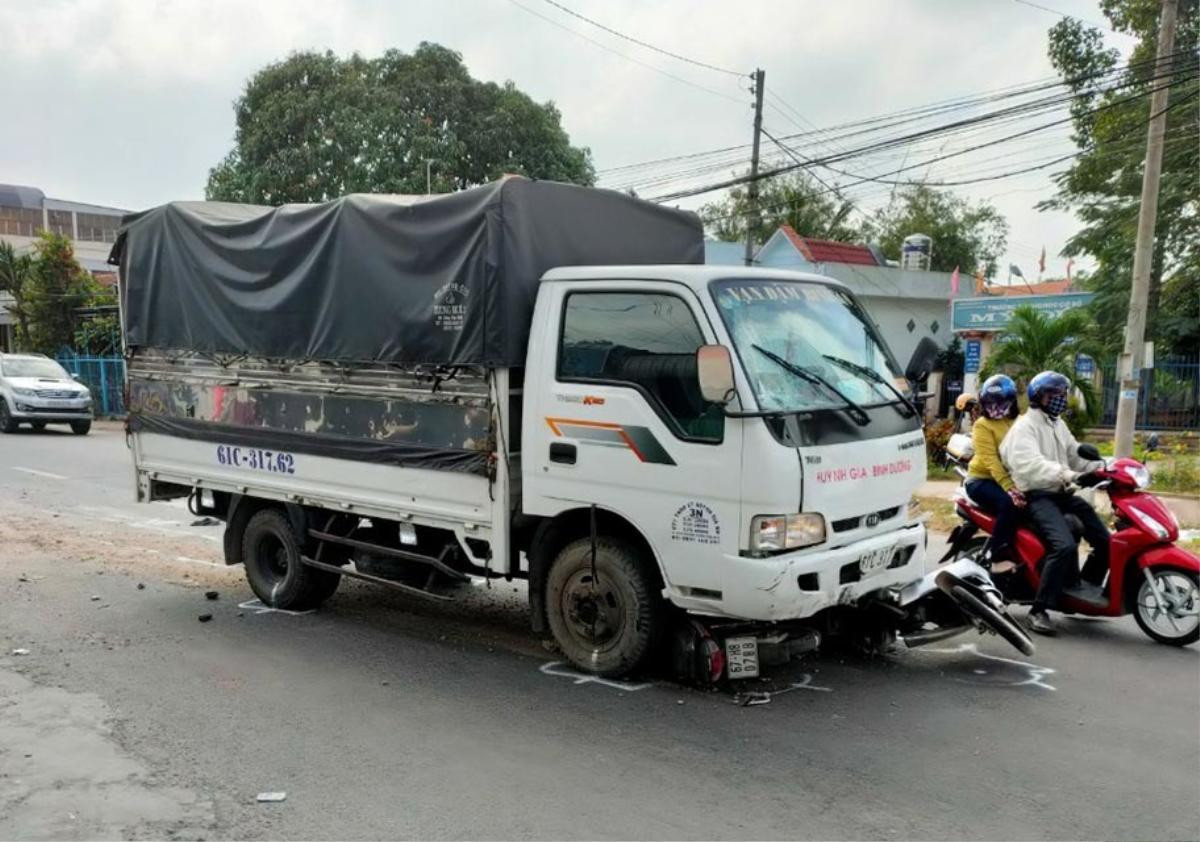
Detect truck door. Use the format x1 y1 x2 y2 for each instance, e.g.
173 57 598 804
523 281 742 596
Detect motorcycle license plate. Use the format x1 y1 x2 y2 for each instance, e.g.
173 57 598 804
724 636 760 679
858 546 895 578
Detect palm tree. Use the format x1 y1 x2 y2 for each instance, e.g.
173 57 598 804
980 304 1101 423
0 242 33 349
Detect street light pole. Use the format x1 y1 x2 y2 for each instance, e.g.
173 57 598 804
426 159 434 195
1113 0 1178 458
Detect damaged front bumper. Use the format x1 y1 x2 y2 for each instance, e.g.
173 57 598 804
669 523 927 622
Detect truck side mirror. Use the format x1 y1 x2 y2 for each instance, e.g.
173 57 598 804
697 345 735 405
904 337 939 385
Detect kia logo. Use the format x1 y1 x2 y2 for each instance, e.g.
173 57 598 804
865 513 880 528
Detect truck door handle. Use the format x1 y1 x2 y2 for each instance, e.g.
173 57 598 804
549 443 577 465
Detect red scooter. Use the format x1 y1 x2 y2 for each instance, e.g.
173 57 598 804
941 436 1199 646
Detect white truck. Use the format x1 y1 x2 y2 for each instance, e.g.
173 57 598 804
114 178 1025 679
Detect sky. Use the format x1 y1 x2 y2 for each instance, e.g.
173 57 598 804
0 0 1139 279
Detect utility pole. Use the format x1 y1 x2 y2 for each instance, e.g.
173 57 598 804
426 159 434 195
743 68 765 267
1114 0 1177 457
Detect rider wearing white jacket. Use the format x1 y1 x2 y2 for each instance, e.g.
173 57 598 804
1000 371 1108 635
1001 404 1096 492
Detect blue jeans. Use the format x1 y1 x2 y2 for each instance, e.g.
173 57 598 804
965 478 1019 560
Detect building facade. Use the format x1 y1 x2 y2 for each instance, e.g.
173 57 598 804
0 183 128 351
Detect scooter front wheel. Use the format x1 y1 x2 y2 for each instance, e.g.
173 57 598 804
1134 567 1199 647
949 584 1036 656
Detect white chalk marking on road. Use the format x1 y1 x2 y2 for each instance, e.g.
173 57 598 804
925 642 1057 691
12 466 68 480
238 598 314 617
175 555 223 568
539 661 653 692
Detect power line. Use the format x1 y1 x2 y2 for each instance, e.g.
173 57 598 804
1008 0 1127 34
651 71 1196 202
505 0 745 104
539 0 745 76
700 86 1197 225
596 49 1192 184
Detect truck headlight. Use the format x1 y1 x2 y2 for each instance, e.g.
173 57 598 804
13 387 35 396
750 513 826 552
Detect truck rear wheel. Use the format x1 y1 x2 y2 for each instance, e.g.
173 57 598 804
545 537 660 677
242 509 340 610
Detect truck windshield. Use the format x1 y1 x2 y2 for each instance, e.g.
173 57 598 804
711 279 902 414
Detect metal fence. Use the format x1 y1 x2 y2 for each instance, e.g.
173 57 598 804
56 351 126 417
1099 355 1200 431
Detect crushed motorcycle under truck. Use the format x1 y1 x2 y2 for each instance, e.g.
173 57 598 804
111 177 1031 682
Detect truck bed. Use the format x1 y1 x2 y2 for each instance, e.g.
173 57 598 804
127 352 501 532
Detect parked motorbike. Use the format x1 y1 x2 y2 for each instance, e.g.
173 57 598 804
941 434 1200 646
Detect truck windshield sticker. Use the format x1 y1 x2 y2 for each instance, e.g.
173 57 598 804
217 445 296 474
671 501 721 544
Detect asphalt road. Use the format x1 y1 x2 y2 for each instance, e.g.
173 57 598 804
1 423 1198 841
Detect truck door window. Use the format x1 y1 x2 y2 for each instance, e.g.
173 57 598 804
558 292 723 443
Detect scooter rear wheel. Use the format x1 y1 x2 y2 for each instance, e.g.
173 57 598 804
1134 567 1199 647
949 584 1036 657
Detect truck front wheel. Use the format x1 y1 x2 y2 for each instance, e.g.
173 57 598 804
546 537 661 677
242 509 340 610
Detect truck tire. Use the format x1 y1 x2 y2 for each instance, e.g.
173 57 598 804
546 536 661 677
70 420 91 436
241 509 340 610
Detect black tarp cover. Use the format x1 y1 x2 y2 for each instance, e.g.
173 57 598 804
112 177 704 366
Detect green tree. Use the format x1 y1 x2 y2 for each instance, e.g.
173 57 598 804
700 171 860 245
24 233 95 355
206 43 594 204
980 305 1102 427
861 185 1009 277
1041 0 1198 356
0 242 34 349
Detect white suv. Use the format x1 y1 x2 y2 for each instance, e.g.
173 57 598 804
0 353 94 435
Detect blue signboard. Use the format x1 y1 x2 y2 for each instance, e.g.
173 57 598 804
951 292 1094 332
964 339 982 373
1075 353 1095 376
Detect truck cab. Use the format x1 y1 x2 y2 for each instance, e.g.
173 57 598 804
521 266 927 674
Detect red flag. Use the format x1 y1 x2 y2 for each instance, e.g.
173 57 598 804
950 265 960 295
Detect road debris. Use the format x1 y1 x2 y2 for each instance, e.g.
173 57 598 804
205 590 219 601
90 595 101 601
11 648 30 656
198 613 213 623
137 583 146 590
734 691 772 707
256 792 287 803
191 517 220 527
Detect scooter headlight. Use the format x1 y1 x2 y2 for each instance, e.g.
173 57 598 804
1124 464 1151 489
750 513 826 552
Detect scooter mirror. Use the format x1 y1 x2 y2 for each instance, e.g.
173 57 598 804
696 345 736 405
1077 443 1102 461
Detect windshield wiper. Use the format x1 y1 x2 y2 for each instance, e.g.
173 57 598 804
822 354 917 418
751 345 870 426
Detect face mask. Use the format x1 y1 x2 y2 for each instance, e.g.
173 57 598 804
1043 393 1068 418
984 400 1011 420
